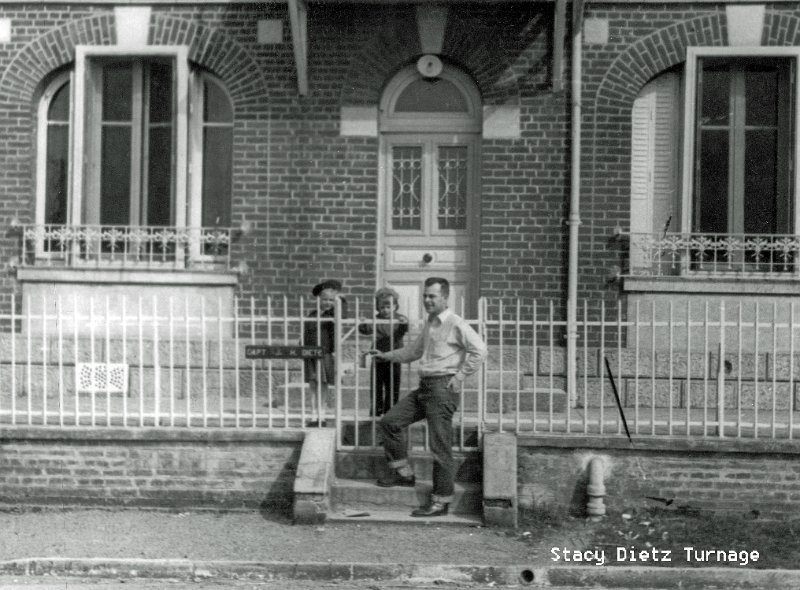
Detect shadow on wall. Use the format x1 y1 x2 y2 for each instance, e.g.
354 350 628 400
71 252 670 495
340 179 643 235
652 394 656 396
259 446 301 518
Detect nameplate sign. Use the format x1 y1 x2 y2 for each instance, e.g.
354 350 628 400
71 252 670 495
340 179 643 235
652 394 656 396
245 345 324 360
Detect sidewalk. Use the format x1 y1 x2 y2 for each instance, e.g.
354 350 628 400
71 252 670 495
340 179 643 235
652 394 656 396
0 508 797 588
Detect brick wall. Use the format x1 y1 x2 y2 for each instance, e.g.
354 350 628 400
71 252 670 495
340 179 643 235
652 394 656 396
0 428 303 510
5 2 800 319
577 5 800 315
0 2 569 320
578 4 727 317
518 437 800 517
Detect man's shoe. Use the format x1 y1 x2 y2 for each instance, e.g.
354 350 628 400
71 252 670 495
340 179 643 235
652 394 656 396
376 472 416 488
411 501 449 517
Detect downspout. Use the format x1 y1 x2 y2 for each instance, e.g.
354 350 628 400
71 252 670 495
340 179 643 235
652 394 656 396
566 0 584 401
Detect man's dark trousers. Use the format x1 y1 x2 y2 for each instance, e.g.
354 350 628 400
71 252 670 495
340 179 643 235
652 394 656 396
378 375 458 502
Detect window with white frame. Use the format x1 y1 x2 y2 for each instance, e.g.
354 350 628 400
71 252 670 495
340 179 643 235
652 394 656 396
628 47 800 278
33 46 233 267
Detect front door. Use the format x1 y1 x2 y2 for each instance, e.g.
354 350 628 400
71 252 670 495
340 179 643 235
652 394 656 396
381 133 479 321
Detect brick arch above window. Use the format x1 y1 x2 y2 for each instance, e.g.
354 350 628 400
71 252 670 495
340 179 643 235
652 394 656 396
594 13 726 119
0 13 267 111
150 15 267 111
0 14 115 105
764 11 800 46
339 19 521 108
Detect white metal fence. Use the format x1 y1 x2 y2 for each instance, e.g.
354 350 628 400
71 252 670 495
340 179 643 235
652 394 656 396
1 295 799 446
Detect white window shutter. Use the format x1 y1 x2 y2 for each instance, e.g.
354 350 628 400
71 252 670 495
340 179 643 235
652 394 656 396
652 72 680 235
630 72 680 237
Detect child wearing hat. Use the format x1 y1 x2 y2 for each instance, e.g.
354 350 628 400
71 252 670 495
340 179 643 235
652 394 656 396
358 287 408 416
302 279 347 427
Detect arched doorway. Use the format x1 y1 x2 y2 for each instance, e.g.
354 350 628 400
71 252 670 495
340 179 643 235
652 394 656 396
378 64 482 320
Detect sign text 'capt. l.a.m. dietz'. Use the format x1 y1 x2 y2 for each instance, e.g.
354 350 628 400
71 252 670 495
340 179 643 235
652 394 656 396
244 345 324 360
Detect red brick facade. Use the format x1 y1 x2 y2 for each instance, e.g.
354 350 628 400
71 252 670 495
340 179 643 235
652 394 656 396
0 2 797 316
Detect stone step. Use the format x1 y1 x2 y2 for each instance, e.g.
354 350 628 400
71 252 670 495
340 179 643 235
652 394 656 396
338 421 482 449
330 478 482 515
326 507 483 527
335 449 482 483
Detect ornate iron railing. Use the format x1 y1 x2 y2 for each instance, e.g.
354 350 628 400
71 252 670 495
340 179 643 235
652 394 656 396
18 224 235 271
621 232 800 278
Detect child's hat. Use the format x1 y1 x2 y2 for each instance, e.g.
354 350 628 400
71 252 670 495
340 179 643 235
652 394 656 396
375 287 399 302
312 279 342 297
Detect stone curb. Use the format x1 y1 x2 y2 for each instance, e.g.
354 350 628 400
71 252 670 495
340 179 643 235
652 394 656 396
1 559 799 588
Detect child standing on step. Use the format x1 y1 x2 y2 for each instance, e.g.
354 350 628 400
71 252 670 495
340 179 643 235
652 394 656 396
303 279 347 427
359 287 408 416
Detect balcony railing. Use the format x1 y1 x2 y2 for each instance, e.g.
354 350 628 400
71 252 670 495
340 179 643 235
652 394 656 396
18 224 236 271
620 232 800 278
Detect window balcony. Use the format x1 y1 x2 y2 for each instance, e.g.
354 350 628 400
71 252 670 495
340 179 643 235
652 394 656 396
619 231 800 279
17 224 237 272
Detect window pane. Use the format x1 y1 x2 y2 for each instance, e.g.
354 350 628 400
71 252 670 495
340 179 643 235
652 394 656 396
48 82 70 122
437 146 467 230
101 126 131 225
697 129 728 233
45 125 68 225
745 67 779 127
700 66 729 126
395 78 468 113
202 127 232 226
102 63 132 121
744 129 778 234
391 146 422 230
204 79 232 123
147 127 172 226
148 61 173 124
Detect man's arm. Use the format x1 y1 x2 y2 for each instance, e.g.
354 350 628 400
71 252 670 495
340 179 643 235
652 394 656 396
375 330 425 364
452 321 488 384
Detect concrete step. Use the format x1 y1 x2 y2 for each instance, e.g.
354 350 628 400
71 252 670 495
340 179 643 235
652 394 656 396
331 478 482 515
338 421 481 448
326 507 483 527
335 449 482 483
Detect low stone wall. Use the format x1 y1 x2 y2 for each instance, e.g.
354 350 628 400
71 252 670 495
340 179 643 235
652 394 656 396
0 427 303 511
2 426 798 519
518 436 800 518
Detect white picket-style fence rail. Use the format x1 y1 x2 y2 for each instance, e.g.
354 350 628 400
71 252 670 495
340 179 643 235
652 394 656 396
2 295 800 448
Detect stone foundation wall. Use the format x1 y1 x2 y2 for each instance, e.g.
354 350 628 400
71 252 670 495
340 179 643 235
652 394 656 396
518 436 800 518
0 428 303 511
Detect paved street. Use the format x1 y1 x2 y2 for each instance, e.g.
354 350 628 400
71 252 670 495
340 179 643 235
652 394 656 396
0 579 663 590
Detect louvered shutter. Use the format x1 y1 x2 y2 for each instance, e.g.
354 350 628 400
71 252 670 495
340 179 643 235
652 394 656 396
629 72 680 270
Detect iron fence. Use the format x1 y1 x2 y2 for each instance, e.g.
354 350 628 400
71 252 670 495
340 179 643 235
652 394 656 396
0 294 798 447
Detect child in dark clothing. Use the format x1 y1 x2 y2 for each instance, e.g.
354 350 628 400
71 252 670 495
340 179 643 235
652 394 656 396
359 288 408 416
303 279 347 427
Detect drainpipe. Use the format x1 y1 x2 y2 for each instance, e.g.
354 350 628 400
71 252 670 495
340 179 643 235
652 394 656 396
566 0 584 401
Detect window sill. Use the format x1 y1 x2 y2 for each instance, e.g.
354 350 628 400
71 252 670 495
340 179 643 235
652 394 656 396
622 276 800 296
17 267 238 286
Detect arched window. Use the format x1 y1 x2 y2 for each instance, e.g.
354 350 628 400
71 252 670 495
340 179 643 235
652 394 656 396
628 50 800 278
193 74 233 230
36 73 72 229
394 77 469 113
33 52 234 267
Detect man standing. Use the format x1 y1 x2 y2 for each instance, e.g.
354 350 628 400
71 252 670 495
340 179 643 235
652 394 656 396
370 277 487 517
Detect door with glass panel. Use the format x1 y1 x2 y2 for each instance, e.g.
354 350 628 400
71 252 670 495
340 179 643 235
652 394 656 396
382 133 479 320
